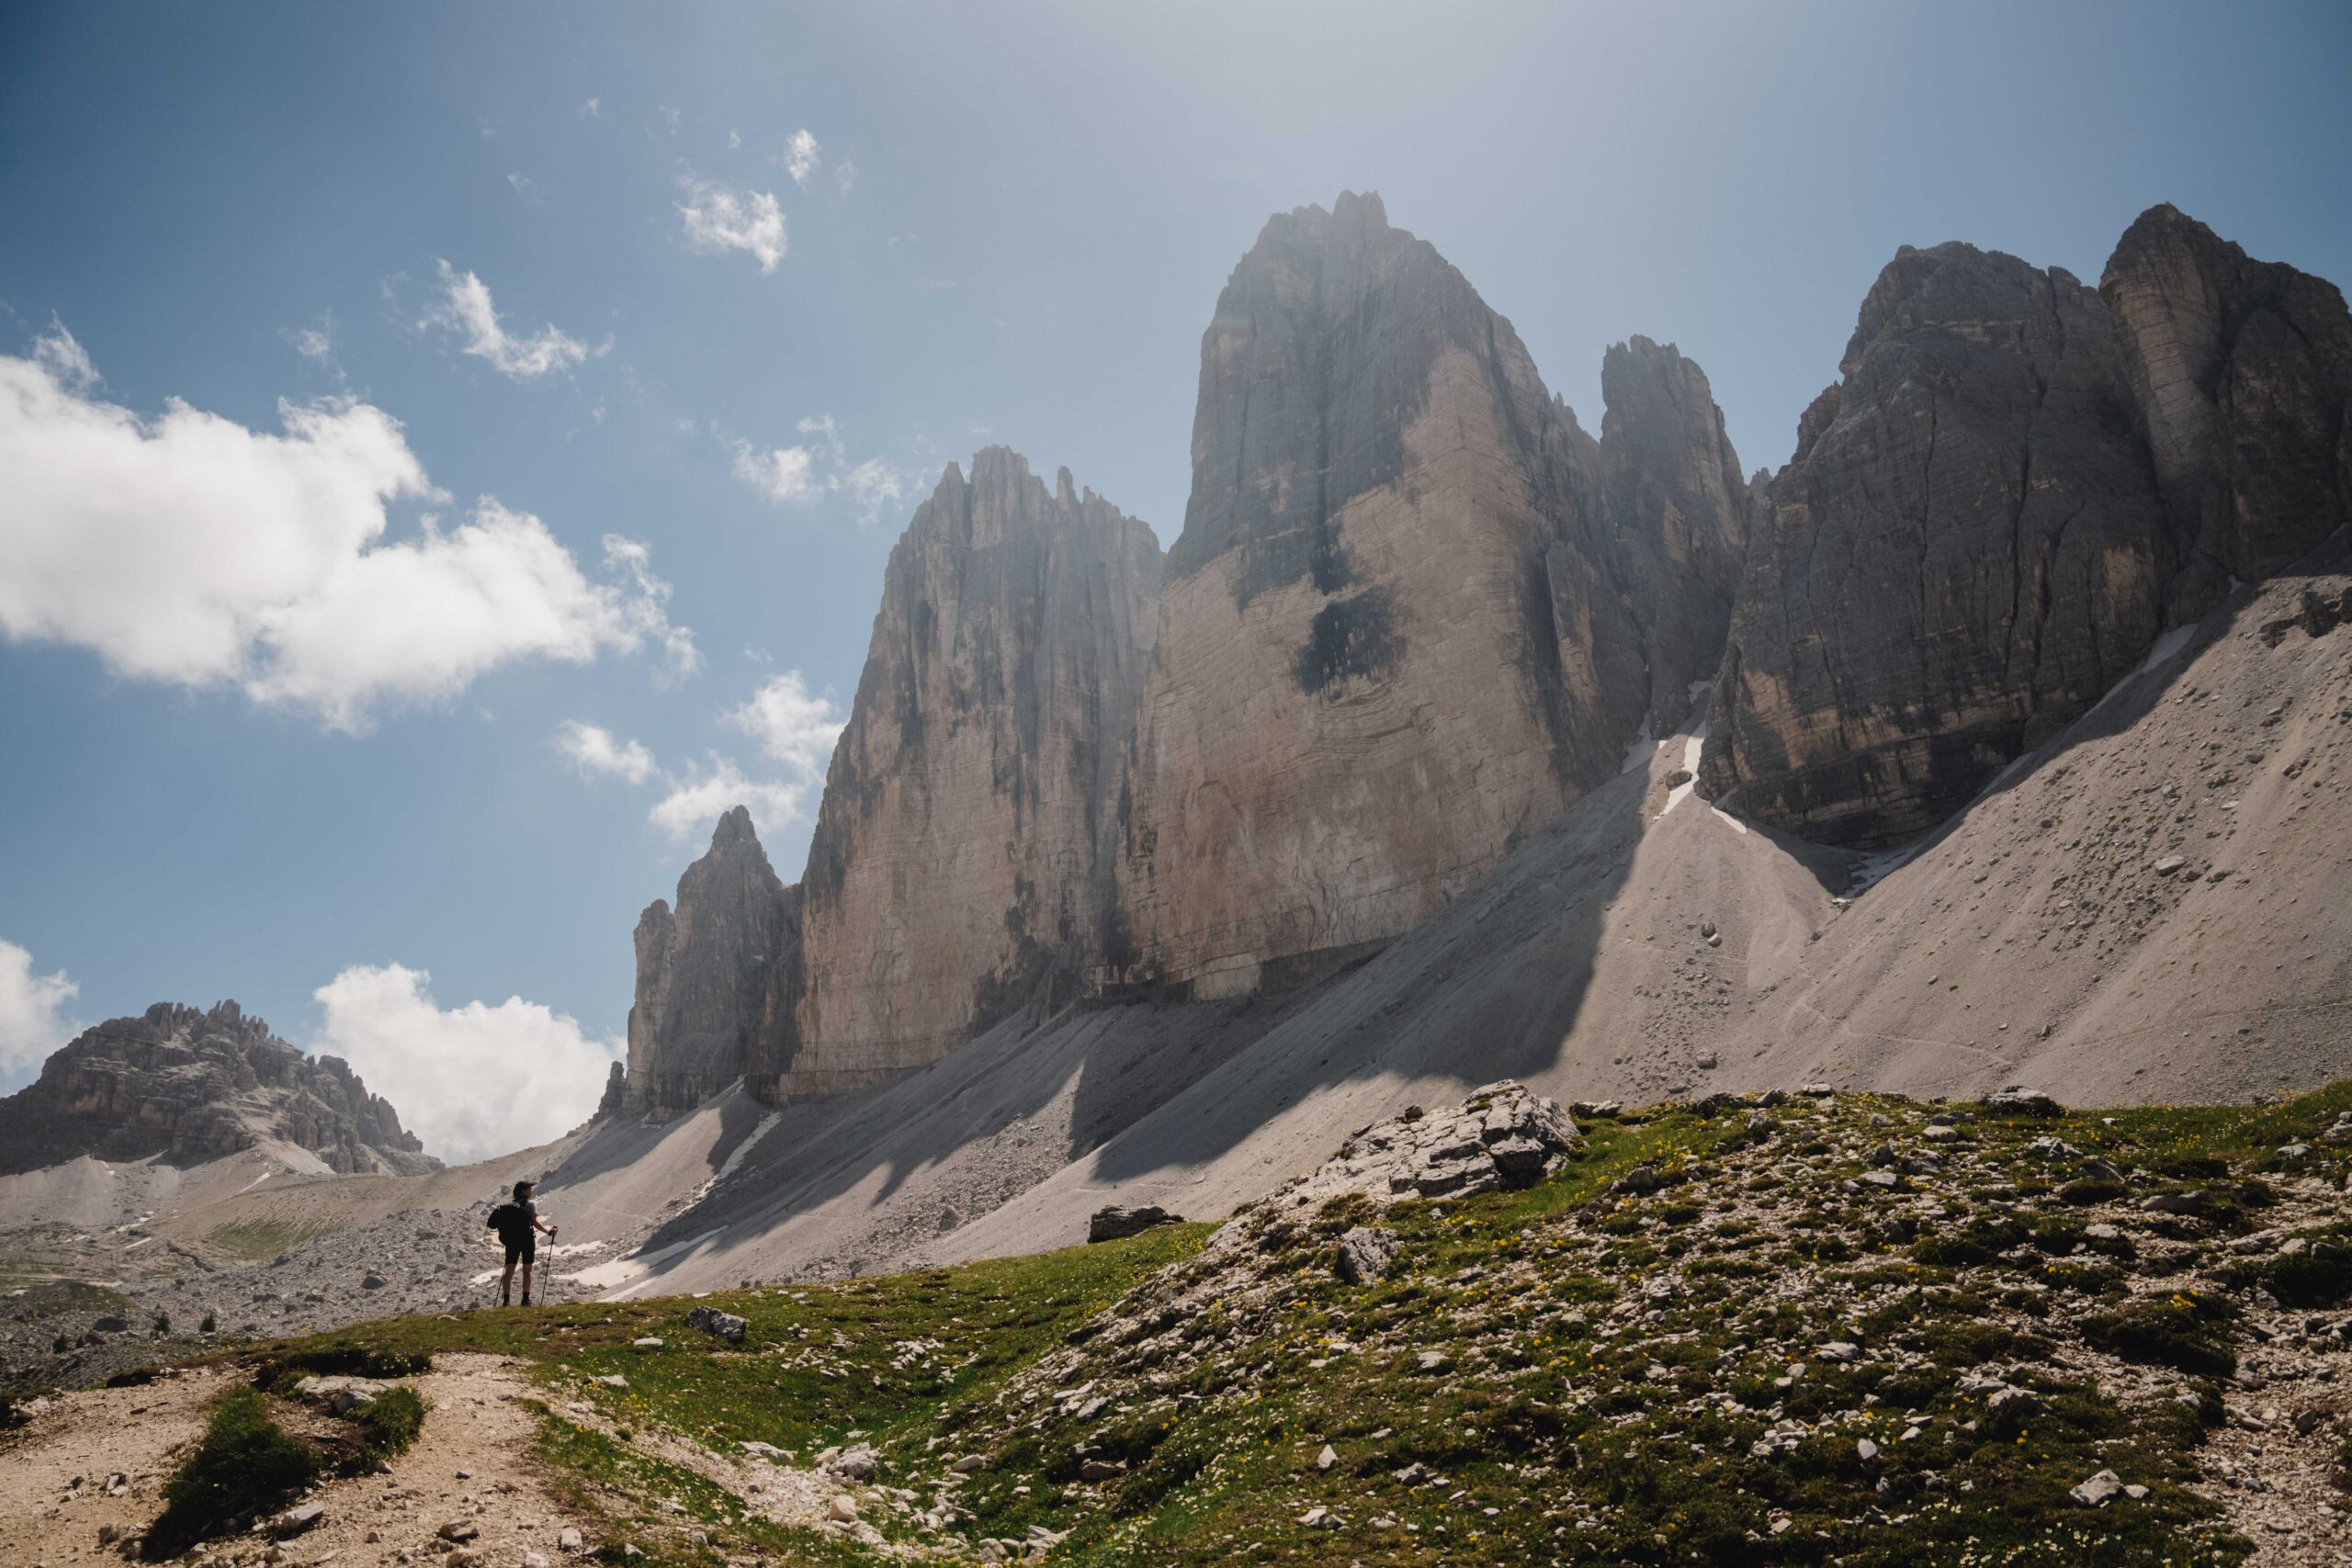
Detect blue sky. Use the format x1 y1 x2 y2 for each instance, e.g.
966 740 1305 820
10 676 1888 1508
3 2 2347 1157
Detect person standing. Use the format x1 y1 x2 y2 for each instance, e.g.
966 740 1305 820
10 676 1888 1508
488 1179 558 1306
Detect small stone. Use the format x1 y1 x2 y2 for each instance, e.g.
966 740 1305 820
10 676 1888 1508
558 1526 583 1551
1078 1459 1123 1482
829 1495 860 1522
2153 855 2187 875
270 1502 325 1537
953 1453 989 1473
633 1337 663 1348
437 1519 481 1542
1856 1438 1879 1461
1317 1444 1338 1472
2070 1471 2124 1506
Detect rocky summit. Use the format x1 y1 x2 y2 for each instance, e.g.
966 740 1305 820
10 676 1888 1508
626 805 797 1116
1702 207 2352 845
786 449 1163 1099
1114 192 1742 1001
0 1001 435 1177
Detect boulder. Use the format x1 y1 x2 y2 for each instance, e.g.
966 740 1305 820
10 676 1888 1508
1334 1227 1400 1285
1088 1206 1182 1244
685 1305 748 1344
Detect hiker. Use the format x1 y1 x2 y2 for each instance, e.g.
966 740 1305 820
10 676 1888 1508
486 1179 558 1306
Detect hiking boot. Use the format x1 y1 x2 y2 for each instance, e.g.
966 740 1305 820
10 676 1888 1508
520 1293 532 1306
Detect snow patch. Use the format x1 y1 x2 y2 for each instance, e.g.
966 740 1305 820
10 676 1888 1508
2086 625 2198 719
1620 712 1656 773
1655 726 1707 820
563 1226 729 1297
691 1109 782 1205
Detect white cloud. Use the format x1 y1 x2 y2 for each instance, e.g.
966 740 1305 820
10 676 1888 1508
0 939 79 1076
33 320 97 391
648 753 814 842
577 96 602 119
725 413 913 525
0 323 695 731
782 129 821 189
554 719 659 785
842 457 910 525
504 172 541 204
555 671 842 843
312 964 619 1164
835 158 857 197
657 106 682 135
728 129 741 150
285 311 339 369
424 260 593 380
726 670 844 779
730 438 820 503
677 177 786 273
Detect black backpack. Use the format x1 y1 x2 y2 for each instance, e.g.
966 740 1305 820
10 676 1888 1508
486 1202 531 1245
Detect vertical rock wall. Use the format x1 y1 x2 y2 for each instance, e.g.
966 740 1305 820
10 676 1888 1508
764 450 1163 1098
1701 208 2352 848
1112 194 1744 998
625 806 797 1115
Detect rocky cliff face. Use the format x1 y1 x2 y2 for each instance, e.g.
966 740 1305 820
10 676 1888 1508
625 805 799 1116
1698 241 2169 844
1701 208 2351 847
2100 203 2352 599
1113 193 1743 998
1599 336 1750 732
769 450 1162 1099
0 1001 436 1176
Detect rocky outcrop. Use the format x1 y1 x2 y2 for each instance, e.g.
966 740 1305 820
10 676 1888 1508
760 450 1162 1100
625 806 798 1115
0 1001 435 1176
1701 208 2351 848
1700 241 2174 845
1599 335 1749 731
2100 203 2352 597
1114 193 1740 998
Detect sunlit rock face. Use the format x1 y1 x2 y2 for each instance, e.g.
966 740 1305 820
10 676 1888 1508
762 449 1163 1099
2099 203 2352 601
1112 192 1745 998
0 1000 437 1176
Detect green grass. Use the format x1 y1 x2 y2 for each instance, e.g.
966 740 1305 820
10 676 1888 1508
143 1388 319 1558
234 1083 2352 1566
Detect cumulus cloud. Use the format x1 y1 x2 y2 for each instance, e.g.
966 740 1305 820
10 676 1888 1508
577 96 602 119
0 939 79 1076
284 311 340 372
677 176 786 273
555 671 842 842
842 457 910 525
726 670 845 778
729 438 820 502
647 754 816 841
424 260 593 379
782 129 821 189
724 412 915 524
554 719 659 784
313 964 619 1164
0 323 695 731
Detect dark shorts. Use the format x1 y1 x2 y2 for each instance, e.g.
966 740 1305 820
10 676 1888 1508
504 1238 536 1265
